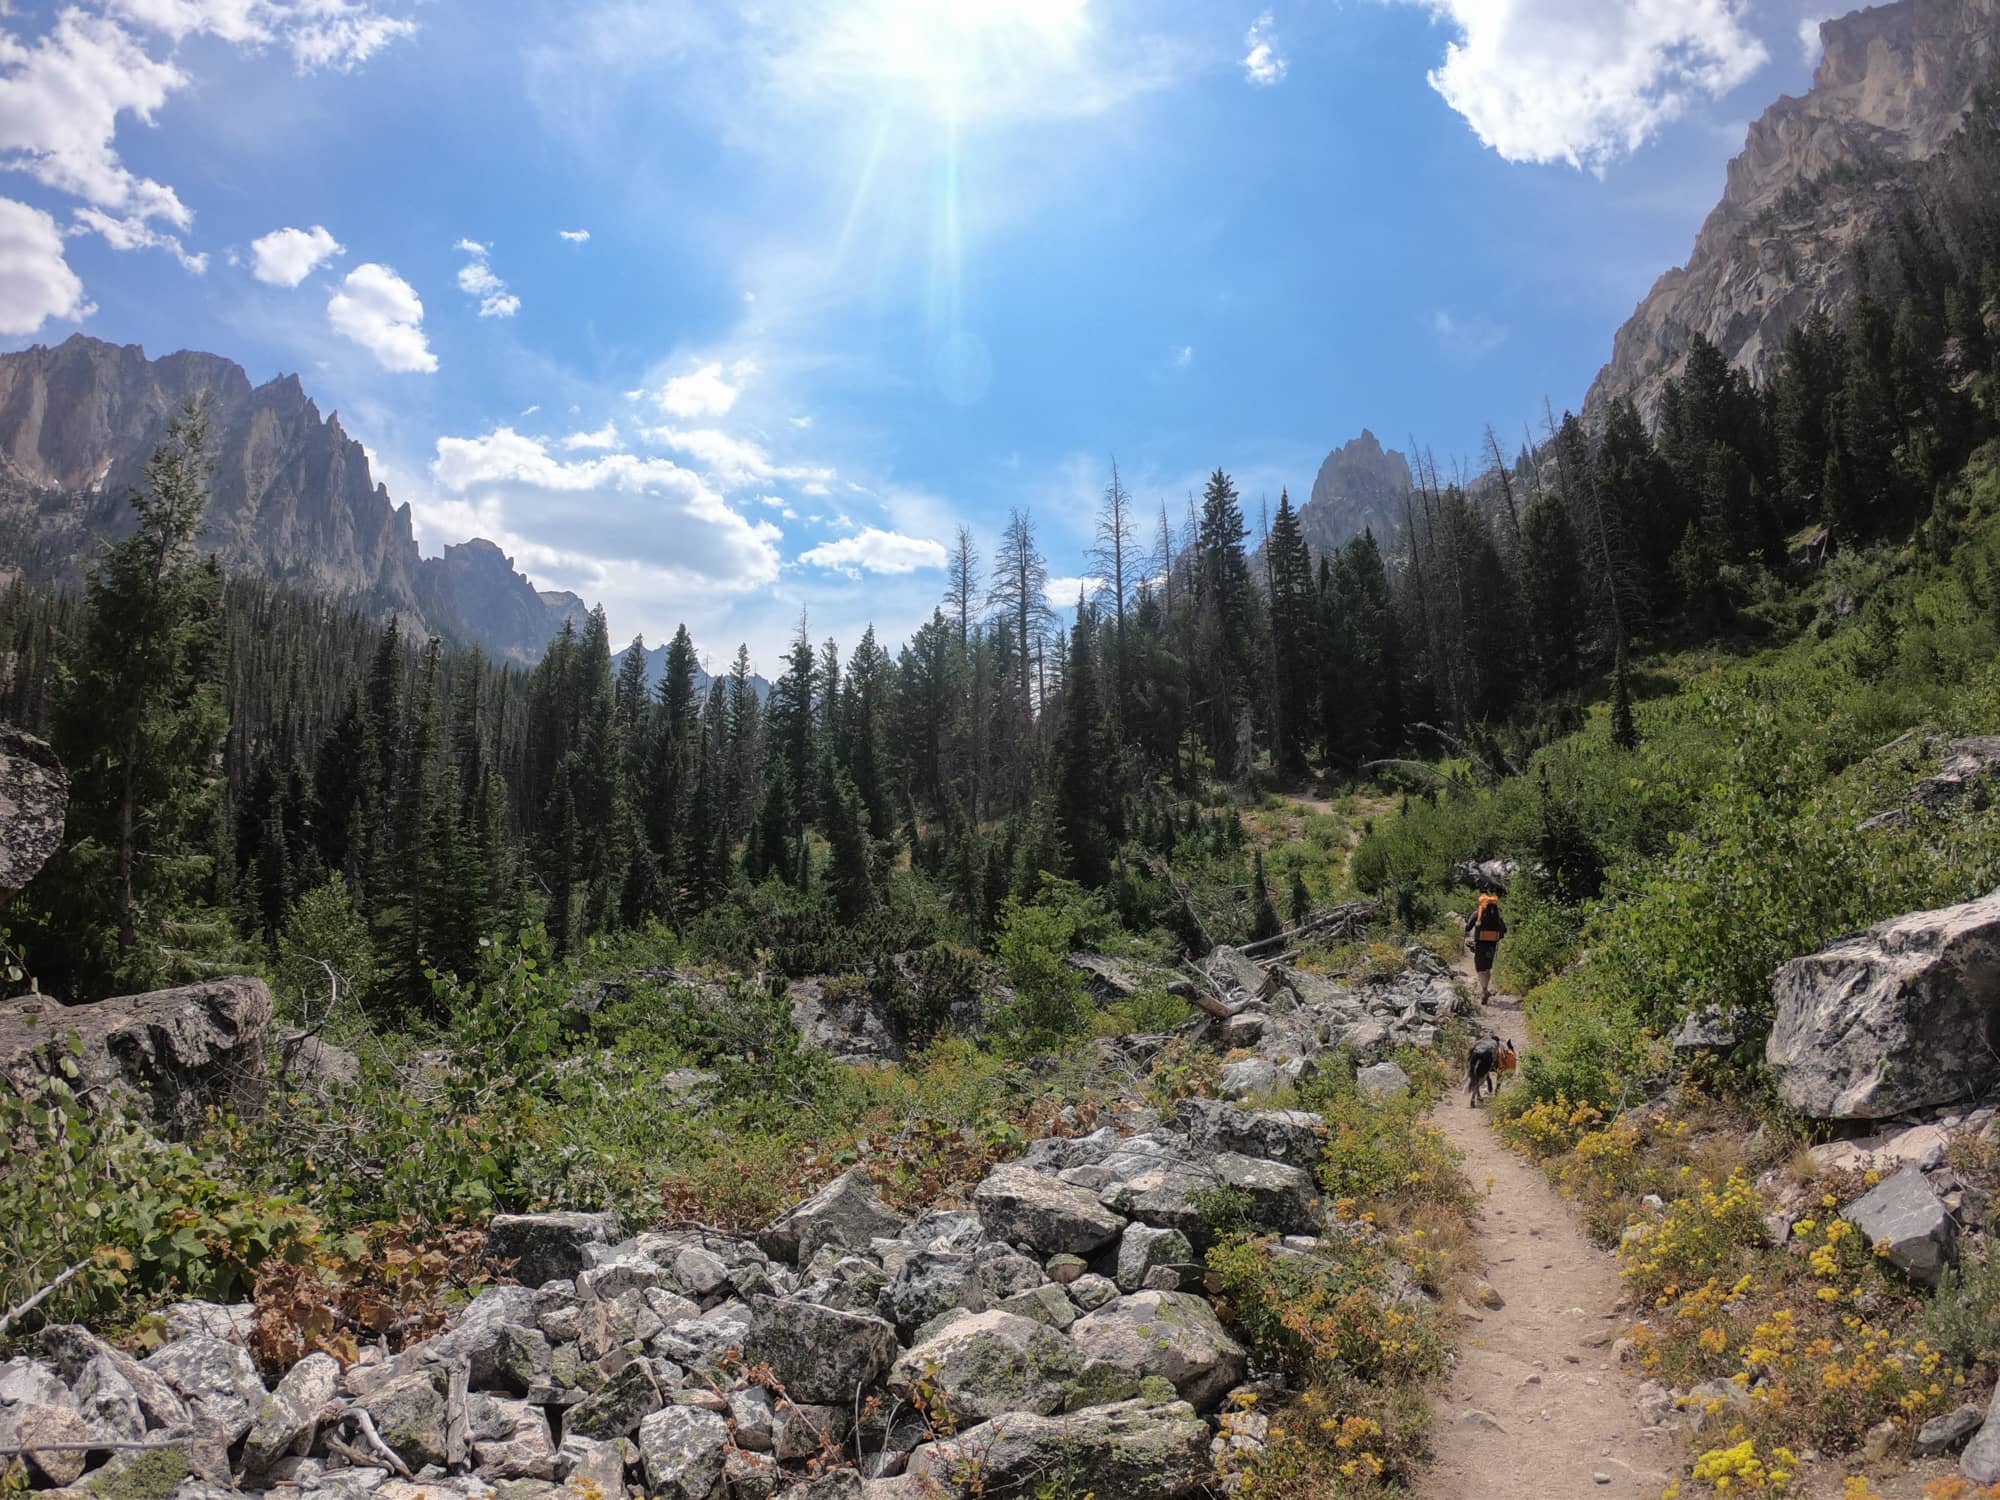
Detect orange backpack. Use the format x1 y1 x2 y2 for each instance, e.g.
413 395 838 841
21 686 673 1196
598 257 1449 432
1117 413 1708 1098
1475 894 1503 942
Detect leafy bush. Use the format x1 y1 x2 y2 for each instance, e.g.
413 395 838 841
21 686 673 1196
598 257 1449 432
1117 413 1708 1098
1 1074 316 1335
991 880 1113 1055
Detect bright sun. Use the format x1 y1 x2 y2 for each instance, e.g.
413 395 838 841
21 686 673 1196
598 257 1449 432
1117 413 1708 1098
841 0 1091 123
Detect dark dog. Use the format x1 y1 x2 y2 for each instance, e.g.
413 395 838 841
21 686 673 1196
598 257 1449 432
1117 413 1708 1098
1467 1034 1517 1101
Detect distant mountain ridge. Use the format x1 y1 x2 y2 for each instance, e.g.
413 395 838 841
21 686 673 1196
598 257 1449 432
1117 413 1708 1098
1588 0 2000 419
0 334 584 664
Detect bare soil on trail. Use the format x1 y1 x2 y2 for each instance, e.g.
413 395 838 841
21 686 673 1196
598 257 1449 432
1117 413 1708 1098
1414 975 1683 1500
1418 966 1961 1500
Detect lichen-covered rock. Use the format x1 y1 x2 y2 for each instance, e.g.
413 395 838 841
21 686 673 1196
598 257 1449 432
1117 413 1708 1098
487 1211 622 1287
888 1310 1082 1424
0 1357 70 1408
553 1434 625 1492
467 1322 550 1395
777 1472 864 1500
725 1448 783 1499
972 1165 1126 1256
562 1359 660 1440
0 1401 90 1486
1068 1274 1118 1312
0 978 272 1137
1355 1061 1411 1102
242 1350 339 1475
1116 1224 1194 1293
1214 1153 1319 1235
1070 1292 1247 1410
40 1328 187 1434
0 726 66 904
771 1402 850 1462
1768 888 2000 1119
469 1395 556 1480
1915 1403 1986 1457
141 1335 266 1446
879 1250 975 1338
746 1296 897 1406
635 1405 728 1498
1844 1165 1958 1287
356 1370 449 1471
1966 1383 2000 1484
995 1283 1077 1331
904 1395 1211 1498
160 1303 253 1346
760 1170 905 1265
1176 1099 1324 1171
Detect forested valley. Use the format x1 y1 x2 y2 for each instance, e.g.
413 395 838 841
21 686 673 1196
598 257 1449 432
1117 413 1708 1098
6 48 2000 1500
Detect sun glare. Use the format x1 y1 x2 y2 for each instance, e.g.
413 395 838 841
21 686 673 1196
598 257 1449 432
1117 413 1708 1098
857 0 1091 122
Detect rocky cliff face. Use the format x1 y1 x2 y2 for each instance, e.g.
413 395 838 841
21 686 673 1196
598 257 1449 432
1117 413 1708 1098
0 335 574 663
1587 0 2000 420
1298 430 1410 555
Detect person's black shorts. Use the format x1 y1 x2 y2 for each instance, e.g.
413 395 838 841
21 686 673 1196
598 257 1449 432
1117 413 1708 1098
1472 939 1498 973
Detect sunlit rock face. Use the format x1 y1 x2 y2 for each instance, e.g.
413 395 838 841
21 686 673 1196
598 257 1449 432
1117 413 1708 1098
1586 0 2000 425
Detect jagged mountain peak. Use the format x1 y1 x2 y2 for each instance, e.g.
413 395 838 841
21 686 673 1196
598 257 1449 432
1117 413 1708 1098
1587 0 2000 421
0 336 582 666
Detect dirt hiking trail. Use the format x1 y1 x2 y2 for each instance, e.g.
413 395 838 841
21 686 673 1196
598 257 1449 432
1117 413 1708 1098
1416 970 1681 1500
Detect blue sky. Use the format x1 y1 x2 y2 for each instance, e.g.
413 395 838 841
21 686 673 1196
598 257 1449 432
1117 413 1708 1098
1 0 1846 671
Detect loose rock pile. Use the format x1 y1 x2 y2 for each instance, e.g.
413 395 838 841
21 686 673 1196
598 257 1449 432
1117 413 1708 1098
0 944 1469 1500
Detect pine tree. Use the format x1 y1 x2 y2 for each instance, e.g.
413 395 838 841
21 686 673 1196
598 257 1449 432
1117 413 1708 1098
1194 469 1254 776
1054 602 1111 886
542 759 580 956
1249 849 1281 944
1265 489 1315 770
1517 493 1585 697
1611 646 1638 751
823 769 877 923
1288 868 1311 929
42 399 229 991
746 759 796 885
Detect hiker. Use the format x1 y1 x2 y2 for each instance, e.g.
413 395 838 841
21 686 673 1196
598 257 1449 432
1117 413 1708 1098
1464 890 1506 1002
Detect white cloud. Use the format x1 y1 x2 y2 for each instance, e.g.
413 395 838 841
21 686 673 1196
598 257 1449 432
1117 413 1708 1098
797 527 947 578
562 420 620 451
521 404 541 416
327 262 437 372
757 494 785 508
106 0 416 72
0 196 93 335
1397 0 1768 172
250 223 342 286
642 425 837 491
1242 12 1287 86
429 425 783 593
455 240 519 318
788 414 813 428
656 359 746 419
1045 574 1107 605
1431 307 1507 358
74 206 207 271
1172 344 1194 368
0 11 191 226
559 227 590 242
1797 10 1842 69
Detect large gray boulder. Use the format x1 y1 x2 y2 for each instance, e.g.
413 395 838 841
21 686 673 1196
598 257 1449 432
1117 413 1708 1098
1176 1098 1325 1171
636 1405 730 1499
40 1326 187 1433
241 1350 339 1475
1213 1153 1320 1236
886 1310 1082 1424
0 726 66 905
562 1358 661 1440
760 1170 904 1265
879 1250 976 1337
1767 888 2000 1119
468 1394 557 1480
973 1164 1127 1255
904 1396 1211 1498
1844 1167 1958 1287
1965 1383 2000 1484
141 1335 266 1446
1070 1291 1246 1410
1115 1224 1194 1293
746 1296 898 1406
0 978 272 1135
488 1211 621 1286
354 1370 449 1470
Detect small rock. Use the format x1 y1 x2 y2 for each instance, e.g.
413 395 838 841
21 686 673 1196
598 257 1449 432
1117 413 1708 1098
636 1405 729 1500
0 1402 90 1486
1459 1409 1505 1432
1915 1403 1985 1457
1844 1166 1958 1287
487 1211 622 1287
1355 1061 1411 1102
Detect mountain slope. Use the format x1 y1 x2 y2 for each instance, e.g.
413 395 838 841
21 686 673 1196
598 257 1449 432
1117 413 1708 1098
1298 430 1411 554
0 335 575 663
1587 0 2000 420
